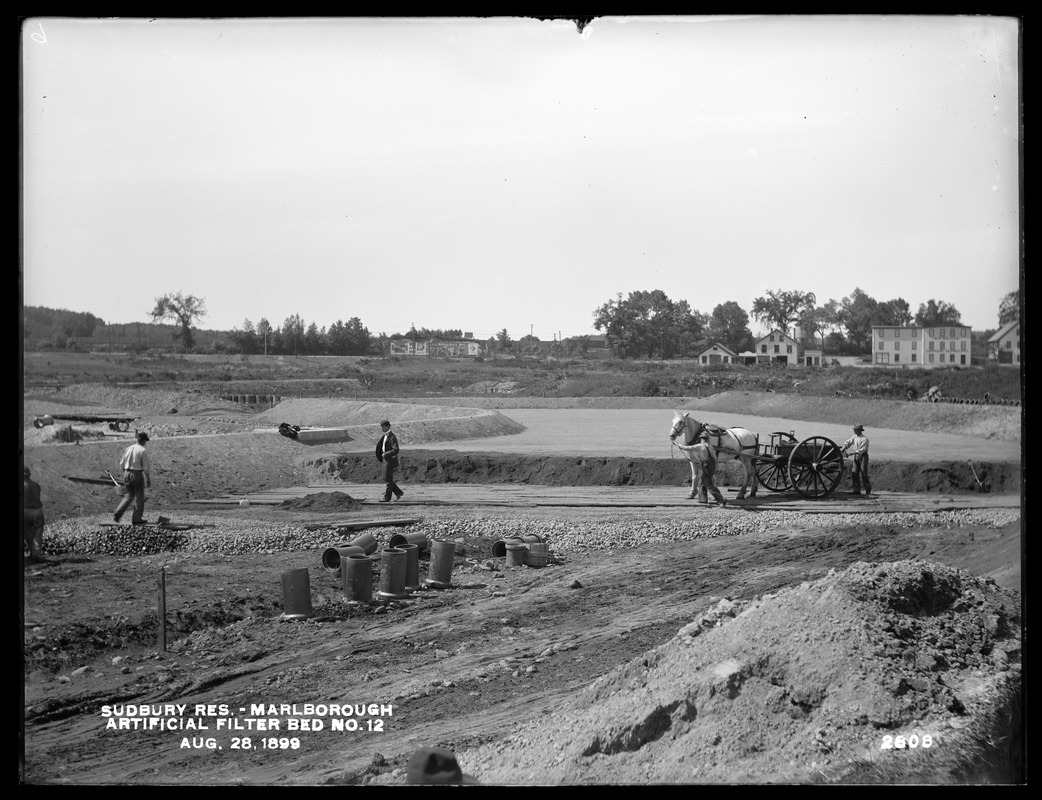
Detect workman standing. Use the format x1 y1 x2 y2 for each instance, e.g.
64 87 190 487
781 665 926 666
375 420 404 502
841 424 871 495
23 466 49 563
678 431 727 507
114 431 152 524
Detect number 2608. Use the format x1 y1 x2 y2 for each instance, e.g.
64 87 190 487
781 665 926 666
881 734 933 750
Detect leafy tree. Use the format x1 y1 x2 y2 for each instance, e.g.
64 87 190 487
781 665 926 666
593 290 704 359
495 329 513 352
281 314 305 355
304 322 323 354
999 289 1021 325
229 318 259 354
150 292 206 350
750 289 816 337
877 298 913 327
838 288 879 352
256 318 273 354
914 299 962 326
707 301 754 353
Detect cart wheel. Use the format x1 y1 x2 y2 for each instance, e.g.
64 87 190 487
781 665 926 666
754 432 796 492
115 420 131 432
788 436 844 499
754 459 790 492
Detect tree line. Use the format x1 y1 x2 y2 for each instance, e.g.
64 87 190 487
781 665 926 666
23 286 1019 358
593 287 1020 360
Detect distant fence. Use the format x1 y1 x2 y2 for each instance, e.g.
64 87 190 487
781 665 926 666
221 394 283 407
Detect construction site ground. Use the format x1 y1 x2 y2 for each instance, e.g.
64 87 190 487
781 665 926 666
21 388 1023 785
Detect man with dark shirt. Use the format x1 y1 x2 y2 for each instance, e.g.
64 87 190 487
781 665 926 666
375 420 404 502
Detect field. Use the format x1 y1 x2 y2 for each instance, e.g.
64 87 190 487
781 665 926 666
20 356 1023 785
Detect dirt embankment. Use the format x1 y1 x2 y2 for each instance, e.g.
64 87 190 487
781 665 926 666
23 390 1021 520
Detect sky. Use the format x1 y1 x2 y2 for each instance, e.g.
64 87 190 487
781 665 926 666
21 15 1021 341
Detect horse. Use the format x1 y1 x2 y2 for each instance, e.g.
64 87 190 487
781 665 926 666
668 411 760 500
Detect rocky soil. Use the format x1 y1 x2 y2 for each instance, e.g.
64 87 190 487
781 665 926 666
20 386 1023 786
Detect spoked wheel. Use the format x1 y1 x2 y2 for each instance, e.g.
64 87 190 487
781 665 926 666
115 419 131 432
788 436 844 499
754 458 790 492
755 432 796 492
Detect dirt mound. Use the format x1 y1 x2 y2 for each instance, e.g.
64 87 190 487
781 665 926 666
460 560 1022 784
279 491 361 511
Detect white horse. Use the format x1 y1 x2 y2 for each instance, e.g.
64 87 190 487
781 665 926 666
669 411 760 500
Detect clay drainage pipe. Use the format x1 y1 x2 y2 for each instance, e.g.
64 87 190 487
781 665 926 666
505 542 527 567
377 547 409 600
280 568 314 620
425 539 456 589
322 545 365 571
343 555 373 604
397 543 421 590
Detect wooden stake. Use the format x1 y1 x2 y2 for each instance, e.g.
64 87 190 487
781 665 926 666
157 567 167 652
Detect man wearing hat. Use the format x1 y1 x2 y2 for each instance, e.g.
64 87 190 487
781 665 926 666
405 747 479 784
677 431 727 507
375 420 404 503
114 431 153 524
23 466 49 563
841 424 871 495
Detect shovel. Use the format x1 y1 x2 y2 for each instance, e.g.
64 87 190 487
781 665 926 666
106 470 128 496
967 460 991 493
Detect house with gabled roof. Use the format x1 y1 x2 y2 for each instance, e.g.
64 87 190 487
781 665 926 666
696 342 738 365
987 320 1020 366
753 329 799 365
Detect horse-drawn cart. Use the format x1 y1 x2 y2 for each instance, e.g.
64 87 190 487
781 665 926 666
751 431 845 499
669 411 846 501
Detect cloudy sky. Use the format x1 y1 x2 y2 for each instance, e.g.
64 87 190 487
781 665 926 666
21 15 1020 341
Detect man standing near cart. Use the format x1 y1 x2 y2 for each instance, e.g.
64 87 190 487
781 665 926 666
375 420 404 503
114 431 152 524
841 424 871 495
677 431 727 507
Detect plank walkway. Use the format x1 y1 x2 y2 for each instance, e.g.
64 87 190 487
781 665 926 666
187 483 1020 513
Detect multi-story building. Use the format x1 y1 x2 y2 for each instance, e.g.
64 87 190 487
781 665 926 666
987 321 1020 366
871 324 971 367
753 329 800 365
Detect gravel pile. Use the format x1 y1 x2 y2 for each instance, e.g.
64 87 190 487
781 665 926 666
41 508 1020 558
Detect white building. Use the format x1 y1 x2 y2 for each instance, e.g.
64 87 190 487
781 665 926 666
696 342 739 365
871 324 971 367
987 321 1020 366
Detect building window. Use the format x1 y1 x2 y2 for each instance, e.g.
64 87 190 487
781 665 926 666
1005 341 1012 349
940 341 945 351
950 354 955 363
761 344 767 353
929 342 935 351
878 341 884 350
912 341 917 350
928 328 935 338
774 345 779 353
786 345 792 353
895 328 901 338
929 353 935 363
895 354 901 362
769 335 775 342
912 354 917 363
960 341 966 351
877 329 884 338
895 341 901 350
961 328 968 337
960 355 966 365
